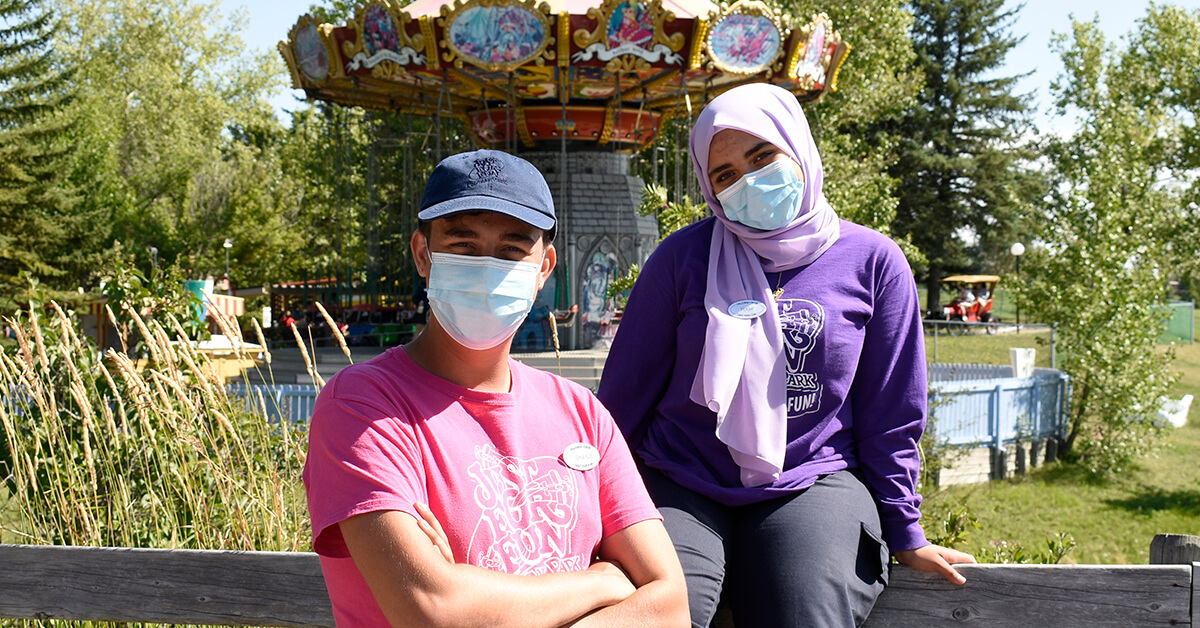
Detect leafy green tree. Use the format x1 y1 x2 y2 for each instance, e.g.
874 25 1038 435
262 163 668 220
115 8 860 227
1113 4 1200 298
1023 16 1179 475
889 0 1036 311
0 0 91 310
785 0 923 243
278 104 447 307
54 0 299 291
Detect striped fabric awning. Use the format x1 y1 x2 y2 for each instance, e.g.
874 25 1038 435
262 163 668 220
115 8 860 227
205 293 245 318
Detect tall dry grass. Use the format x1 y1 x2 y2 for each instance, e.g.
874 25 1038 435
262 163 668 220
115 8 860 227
0 302 310 554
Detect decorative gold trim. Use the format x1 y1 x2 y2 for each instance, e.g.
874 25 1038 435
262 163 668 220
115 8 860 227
283 16 339 87
340 1 426 81
515 105 536 146
703 0 785 76
688 18 709 70
437 0 555 72
557 12 570 67
572 0 685 55
597 101 616 145
826 41 850 93
322 24 346 79
788 13 838 90
558 11 571 103
606 56 650 73
419 15 440 69
278 41 303 89
784 26 804 78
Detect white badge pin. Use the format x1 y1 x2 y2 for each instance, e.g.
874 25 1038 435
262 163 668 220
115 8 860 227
562 443 600 471
728 299 767 319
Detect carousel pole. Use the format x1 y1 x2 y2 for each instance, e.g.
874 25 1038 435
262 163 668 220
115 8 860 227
507 72 516 154
367 111 380 307
560 70 576 350
434 83 443 162
442 69 455 155
673 71 684 204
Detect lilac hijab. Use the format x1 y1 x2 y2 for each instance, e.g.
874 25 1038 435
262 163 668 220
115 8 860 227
688 83 840 487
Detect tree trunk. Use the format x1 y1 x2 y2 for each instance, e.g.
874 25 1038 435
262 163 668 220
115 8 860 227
926 265 943 314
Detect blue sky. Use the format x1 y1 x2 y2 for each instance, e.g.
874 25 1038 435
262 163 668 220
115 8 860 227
229 0 1197 128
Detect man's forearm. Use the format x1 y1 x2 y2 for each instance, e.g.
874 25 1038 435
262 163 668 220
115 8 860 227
342 510 634 628
566 578 690 628
565 520 690 628
397 560 632 628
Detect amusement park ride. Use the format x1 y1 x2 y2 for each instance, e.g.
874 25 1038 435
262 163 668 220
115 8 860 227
277 0 850 348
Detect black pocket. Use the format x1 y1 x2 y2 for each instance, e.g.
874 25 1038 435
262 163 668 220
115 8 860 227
856 521 890 587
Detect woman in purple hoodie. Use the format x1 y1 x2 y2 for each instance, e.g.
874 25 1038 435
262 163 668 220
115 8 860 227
597 83 974 627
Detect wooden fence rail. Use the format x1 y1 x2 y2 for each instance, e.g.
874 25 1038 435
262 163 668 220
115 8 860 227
0 543 1196 627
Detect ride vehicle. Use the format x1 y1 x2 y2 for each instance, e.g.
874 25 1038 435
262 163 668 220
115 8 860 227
928 274 1000 334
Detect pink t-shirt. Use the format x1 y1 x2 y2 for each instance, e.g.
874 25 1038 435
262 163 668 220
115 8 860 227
303 347 660 626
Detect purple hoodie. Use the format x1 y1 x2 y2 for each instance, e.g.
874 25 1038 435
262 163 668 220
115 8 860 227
597 218 930 552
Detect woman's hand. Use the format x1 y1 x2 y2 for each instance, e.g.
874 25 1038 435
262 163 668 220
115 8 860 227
894 544 976 585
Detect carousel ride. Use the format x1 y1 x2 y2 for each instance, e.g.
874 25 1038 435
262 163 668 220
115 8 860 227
278 0 850 348
280 0 848 149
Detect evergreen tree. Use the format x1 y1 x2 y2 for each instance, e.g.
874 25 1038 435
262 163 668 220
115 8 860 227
0 0 78 311
889 0 1035 312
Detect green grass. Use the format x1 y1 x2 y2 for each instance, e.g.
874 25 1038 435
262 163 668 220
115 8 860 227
925 328 1054 367
924 309 1200 564
1167 330 1200 400
924 422 1200 564
0 484 15 544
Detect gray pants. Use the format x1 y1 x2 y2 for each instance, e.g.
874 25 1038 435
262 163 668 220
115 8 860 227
642 467 889 628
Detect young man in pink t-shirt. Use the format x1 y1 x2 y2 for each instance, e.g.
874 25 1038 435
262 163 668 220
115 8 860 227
303 150 687 628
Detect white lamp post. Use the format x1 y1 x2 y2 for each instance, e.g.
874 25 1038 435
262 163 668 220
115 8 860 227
223 238 234 295
1011 242 1025 329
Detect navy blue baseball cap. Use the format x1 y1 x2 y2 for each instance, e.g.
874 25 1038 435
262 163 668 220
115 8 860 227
419 150 556 237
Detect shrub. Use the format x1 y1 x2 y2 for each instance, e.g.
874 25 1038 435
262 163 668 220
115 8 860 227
0 300 308 551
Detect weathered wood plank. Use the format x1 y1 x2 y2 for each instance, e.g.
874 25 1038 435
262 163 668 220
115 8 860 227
1151 534 1200 564
0 544 334 627
0 545 1194 627
1193 563 1199 628
865 564 1192 627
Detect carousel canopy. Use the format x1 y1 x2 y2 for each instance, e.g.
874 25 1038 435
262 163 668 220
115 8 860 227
278 0 849 150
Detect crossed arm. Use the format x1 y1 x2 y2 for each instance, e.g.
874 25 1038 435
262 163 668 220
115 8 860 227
339 505 689 628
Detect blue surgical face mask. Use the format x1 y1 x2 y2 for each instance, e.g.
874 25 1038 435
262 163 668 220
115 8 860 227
715 159 806 231
426 251 542 350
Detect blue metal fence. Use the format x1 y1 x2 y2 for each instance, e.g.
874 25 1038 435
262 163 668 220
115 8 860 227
226 364 1072 450
227 384 320 424
928 365 1070 446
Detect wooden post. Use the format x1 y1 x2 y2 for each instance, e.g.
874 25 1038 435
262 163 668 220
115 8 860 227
1044 437 1058 463
1150 534 1200 564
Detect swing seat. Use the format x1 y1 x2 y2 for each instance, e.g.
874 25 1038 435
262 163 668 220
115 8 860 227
554 304 579 328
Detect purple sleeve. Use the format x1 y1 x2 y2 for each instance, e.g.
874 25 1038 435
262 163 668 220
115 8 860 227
596 245 680 451
850 257 929 553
